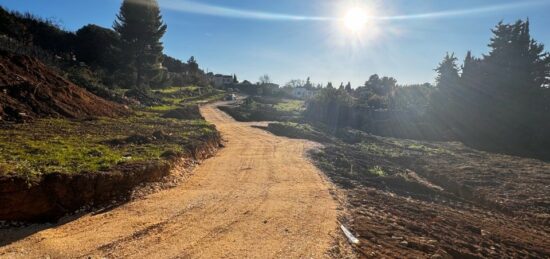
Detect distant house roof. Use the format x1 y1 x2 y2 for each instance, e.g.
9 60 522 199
214 74 233 78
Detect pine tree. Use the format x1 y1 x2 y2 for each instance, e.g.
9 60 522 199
485 20 548 94
114 0 167 89
187 56 199 74
233 74 238 83
435 53 460 90
305 77 312 89
345 82 352 93
461 51 475 81
482 20 550 149
430 53 462 130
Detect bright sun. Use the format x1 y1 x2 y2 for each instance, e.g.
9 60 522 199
343 8 368 33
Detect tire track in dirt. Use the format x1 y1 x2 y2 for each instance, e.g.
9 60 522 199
0 103 338 258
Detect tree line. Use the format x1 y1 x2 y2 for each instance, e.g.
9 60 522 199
305 19 550 159
0 0 206 90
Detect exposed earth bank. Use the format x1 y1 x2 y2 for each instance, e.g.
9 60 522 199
0 51 128 122
0 133 221 221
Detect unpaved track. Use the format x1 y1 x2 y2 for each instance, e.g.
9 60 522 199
0 103 338 258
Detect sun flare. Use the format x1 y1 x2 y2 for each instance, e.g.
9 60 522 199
343 8 368 33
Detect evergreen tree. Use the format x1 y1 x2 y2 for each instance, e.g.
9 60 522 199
186 56 201 84
345 82 352 93
187 56 199 74
430 53 462 130
326 82 334 89
304 77 314 89
233 74 238 83
435 53 460 90
430 20 550 155
461 51 480 85
114 0 167 89
75 24 120 72
481 20 549 149
459 51 485 135
484 20 547 96
355 74 397 109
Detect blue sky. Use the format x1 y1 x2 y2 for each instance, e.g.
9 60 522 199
1 0 549 86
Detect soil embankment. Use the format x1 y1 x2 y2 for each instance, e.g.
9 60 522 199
0 104 338 258
0 51 128 122
0 134 221 222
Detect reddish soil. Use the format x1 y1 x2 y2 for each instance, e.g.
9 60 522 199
311 137 550 258
0 50 129 122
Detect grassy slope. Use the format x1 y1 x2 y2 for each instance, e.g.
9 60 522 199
219 97 304 122
0 85 224 180
147 86 225 112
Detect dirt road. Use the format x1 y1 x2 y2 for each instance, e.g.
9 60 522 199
0 103 339 258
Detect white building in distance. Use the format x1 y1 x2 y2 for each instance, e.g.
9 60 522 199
290 87 314 99
212 74 233 87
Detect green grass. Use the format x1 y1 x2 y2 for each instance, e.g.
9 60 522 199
359 143 401 158
222 97 304 122
146 104 180 112
146 85 225 113
273 99 305 113
0 85 225 179
156 86 186 94
369 166 386 176
0 116 217 179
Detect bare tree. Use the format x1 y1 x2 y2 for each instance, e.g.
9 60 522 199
259 74 271 85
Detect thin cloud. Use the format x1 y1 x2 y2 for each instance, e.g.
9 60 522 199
158 0 549 22
159 0 332 21
375 0 550 21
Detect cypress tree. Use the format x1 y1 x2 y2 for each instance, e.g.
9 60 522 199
430 53 462 131
114 0 167 89
435 53 460 90
345 82 352 93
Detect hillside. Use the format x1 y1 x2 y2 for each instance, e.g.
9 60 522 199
0 51 129 122
0 50 224 221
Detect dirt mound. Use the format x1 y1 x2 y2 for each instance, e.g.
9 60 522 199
162 105 204 120
0 51 129 122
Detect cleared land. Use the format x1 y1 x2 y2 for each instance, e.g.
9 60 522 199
0 103 338 258
265 122 550 258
